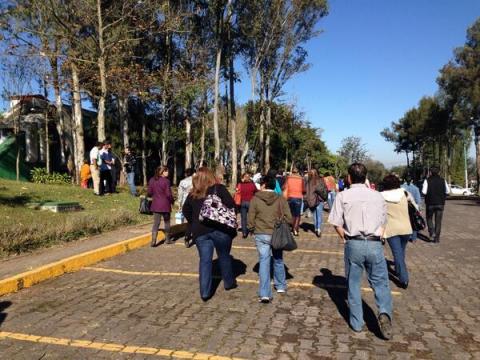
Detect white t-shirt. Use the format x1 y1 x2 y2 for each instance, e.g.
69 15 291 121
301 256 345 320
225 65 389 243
89 147 99 165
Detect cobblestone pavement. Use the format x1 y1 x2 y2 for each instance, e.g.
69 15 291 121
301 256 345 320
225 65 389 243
0 199 479 359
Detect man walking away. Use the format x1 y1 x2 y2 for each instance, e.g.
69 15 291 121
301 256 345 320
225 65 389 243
328 162 393 340
89 141 103 195
124 147 138 196
422 166 449 243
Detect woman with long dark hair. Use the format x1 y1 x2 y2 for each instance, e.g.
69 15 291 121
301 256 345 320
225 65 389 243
148 166 174 246
304 169 327 237
182 167 237 301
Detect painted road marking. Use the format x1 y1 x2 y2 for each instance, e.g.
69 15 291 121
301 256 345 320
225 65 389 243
174 243 344 256
0 331 245 359
85 267 402 296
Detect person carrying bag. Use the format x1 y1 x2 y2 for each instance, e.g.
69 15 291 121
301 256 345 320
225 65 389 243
248 175 293 303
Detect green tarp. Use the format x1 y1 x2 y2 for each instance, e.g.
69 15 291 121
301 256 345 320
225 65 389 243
0 135 30 181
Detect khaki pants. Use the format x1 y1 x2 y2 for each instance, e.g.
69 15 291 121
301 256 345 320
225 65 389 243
90 165 100 195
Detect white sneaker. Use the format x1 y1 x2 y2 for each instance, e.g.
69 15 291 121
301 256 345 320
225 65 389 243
276 289 286 294
259 297 270 303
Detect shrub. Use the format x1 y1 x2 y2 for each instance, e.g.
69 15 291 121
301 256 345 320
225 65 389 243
30 167 72 184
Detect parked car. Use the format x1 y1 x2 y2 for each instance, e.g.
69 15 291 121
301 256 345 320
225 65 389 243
448 184 474 196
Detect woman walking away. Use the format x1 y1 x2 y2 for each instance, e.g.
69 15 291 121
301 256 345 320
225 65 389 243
148 166 174 246
381 174 418 289
304 169 328 237
283 167 304 236
248 175 292 303
182 167 237 301
238 173 257 238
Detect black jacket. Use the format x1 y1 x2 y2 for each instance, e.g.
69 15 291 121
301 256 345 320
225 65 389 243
425 175 447 205
182 184 236 240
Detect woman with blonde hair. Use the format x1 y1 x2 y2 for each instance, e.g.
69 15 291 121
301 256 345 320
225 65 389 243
182 167 237 301
148 165 174 246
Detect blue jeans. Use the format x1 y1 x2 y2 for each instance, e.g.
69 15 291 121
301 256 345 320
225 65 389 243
126 172 136 195
195 230 235 299
312 202 324 231
240 201 250 236
288 198 302 217
344 240 392 331
387 234 411 285
255 234 286 298
327 191 336 211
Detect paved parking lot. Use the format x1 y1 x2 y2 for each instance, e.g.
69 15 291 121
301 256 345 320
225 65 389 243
0 199 479 359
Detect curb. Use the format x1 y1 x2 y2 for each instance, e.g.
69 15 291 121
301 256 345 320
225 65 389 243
0 224 186 297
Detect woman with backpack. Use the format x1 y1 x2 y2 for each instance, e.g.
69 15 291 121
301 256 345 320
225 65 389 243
248 175 292 303
304 169 328 237
148 166 174 246
182 167 237 301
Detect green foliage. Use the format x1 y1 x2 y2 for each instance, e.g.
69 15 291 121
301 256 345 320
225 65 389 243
30 168 71 185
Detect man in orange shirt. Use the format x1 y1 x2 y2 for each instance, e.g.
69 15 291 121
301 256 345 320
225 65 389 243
283 167 305 236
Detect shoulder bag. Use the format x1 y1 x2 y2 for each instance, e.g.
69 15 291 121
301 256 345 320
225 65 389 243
139 196 152 215
404 191 426 231
271 197 298 251
199 185 238 230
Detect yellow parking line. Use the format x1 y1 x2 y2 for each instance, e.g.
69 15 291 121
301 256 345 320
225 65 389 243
174 242 343 256
0 331 244 359
85 267 401 296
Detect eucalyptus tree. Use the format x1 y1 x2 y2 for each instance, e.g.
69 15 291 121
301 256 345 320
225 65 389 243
238 0 328 172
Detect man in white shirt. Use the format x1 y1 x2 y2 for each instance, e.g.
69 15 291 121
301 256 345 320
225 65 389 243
89 142 103 195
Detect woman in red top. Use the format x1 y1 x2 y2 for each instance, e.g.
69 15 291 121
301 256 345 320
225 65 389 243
238 173 258 238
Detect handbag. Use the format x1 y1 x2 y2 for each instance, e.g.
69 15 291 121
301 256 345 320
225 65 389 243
199 185 238 230
271 198 298 251
404 191 425 231
139 196 152 215
233 185 241 206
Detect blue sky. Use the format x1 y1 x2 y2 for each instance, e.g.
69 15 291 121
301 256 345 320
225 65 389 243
236 0 480 167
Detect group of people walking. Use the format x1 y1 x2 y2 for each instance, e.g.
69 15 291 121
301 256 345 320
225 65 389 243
141 161 449 340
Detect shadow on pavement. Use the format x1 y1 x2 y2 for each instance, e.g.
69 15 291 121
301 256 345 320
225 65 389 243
312 268 383 338
0 194 32 207
0 301 12 327
299 223 315 234
252 262 294 280
417 233 433 243
211 256 247 295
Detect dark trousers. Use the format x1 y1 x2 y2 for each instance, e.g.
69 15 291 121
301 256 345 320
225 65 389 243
195 230 235 299
426 205 444 241
100 170 112 194
240 201 250 236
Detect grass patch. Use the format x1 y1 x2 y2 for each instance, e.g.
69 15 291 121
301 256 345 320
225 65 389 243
0 179 154 257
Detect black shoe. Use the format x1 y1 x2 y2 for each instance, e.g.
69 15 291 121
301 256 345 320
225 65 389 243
400 282 408 289
184 239 191 248
242 233 248 239
315 230 321 238
378 313 392 340
225 282 238 291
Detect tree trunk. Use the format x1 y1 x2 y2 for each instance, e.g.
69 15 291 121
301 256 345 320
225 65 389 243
259 110 265 171
161 91 168 166
475 125 480 194
96 0 107 141
71 63 85 185
200 114 205 167
229 55 237 188
118 96 129 148
51 56 66 165
173 147 177 185
142 121 147 186
212 47 222 164
240 140 249 175
185 116 192 170
405 151 410 168
264 103 271 172
43 79 50 173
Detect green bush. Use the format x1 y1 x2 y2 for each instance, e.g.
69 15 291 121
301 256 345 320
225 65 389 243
30 167 72 184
